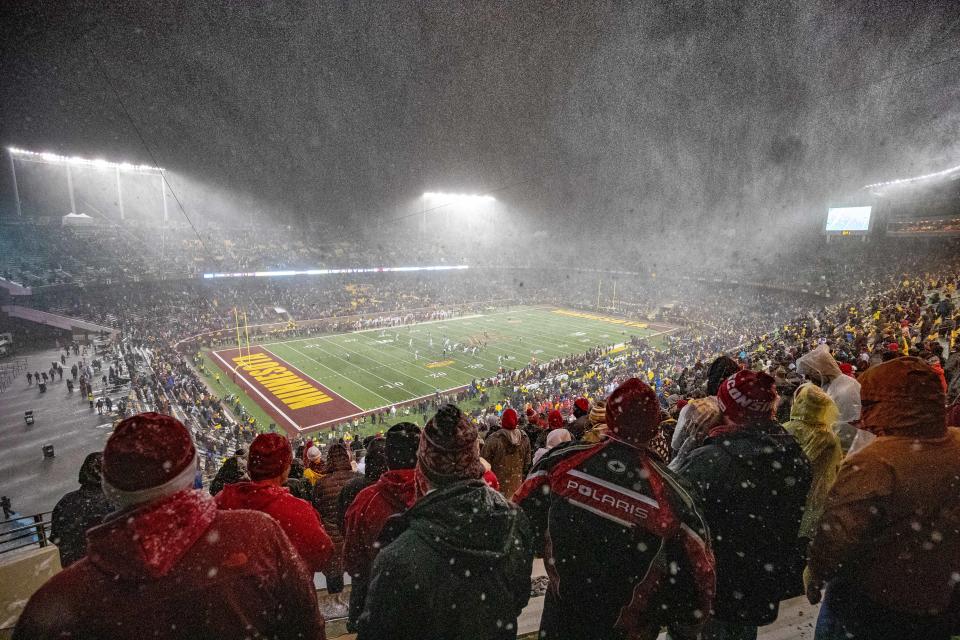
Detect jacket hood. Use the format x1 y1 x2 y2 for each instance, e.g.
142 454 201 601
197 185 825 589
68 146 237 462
406 479 526 562
492 427 522 449
796 344 842 382
214 481 289 512
859 356 947 437
788 383 839 428
326 443 353 472
86 489 217 580
79 452 104 488
375 468 418 511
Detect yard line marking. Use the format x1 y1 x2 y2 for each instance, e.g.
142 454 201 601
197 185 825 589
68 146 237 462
306 331 474 394
277 343 397 405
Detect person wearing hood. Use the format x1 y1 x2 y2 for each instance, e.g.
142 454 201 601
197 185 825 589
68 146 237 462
216 433 334 573
806 357 960 640
14 413 324 640
795 344 866 452
50 452 113 567
338 438 387 527
670 355 738 462
344 423 420 632
782 383 842 543
357 405 533 640
675 371 812 639
313 442 361 610
208 448 247 496
531 427 572 466
668 396 723 471
515 378 715 640
481 408 531 499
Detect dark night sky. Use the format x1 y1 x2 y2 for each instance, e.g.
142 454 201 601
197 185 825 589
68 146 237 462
1 0 959 243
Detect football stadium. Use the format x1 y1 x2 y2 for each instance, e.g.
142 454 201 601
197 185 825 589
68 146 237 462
203 306 672 435
2 2 960 639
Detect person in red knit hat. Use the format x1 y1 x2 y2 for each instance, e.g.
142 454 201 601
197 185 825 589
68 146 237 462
570 397 592 439
14 413 324 640
674 371 812 640
481 407 531 499
216 432 334 574
515 378 715 640
343 422 420 632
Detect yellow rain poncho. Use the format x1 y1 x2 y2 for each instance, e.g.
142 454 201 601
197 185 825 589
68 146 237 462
783 383 842 539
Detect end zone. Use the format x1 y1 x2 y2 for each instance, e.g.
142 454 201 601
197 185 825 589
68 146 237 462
210 346 361 435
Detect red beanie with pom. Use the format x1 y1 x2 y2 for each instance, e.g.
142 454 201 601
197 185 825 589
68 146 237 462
501 408 518 430
605 378 660 446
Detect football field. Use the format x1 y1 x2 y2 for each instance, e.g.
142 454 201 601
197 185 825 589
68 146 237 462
208 306 672 434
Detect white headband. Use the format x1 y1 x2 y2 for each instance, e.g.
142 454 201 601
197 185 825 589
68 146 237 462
102 451 198 509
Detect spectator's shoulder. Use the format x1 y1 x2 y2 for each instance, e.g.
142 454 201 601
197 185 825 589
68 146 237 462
370 525 421 574
675 441 730 475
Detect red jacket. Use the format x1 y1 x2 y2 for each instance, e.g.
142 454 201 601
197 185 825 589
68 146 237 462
14 489 324 640
216 481 334 573
343 468 417 579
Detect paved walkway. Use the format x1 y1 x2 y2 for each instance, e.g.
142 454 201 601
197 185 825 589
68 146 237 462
0 348 126 516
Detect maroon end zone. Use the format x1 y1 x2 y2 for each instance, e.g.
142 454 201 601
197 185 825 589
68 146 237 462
210 346 361 435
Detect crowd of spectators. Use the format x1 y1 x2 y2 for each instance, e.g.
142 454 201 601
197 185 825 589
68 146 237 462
6 219 960 640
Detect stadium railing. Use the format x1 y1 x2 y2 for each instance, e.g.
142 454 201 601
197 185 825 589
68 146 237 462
0 512 52 556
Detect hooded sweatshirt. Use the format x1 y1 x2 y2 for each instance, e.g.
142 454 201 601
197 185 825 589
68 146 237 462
809 357 960 616
216 481 333 572
782 384 843 539
356 479 533 640
14 489 325 640
344 467 418 579
343 467 418 628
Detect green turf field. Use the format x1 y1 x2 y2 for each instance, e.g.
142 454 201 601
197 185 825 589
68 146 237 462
206 306 669 434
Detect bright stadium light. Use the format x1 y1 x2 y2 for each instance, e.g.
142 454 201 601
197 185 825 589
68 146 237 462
7 147 164 173
422 191 495 203
862 162 960 193
202 265 470 279
7 146 168 219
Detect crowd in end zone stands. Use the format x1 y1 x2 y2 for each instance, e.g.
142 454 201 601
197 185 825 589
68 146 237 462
11 248 960 640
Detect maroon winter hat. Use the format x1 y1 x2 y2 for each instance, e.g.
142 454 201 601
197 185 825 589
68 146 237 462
501 408 518 430
247 433 293 481
605 378 660 446
716 370 778 424
103 412 195 492
547 409 565 430
526 408 540 427
417 404 485 486
573 397 591 416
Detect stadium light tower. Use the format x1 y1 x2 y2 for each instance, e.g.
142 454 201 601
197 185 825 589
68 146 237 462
7 147 166 220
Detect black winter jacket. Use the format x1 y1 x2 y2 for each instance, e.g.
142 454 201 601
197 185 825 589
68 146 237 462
675 420 812 625
515 439 715 640
357 479 533 640
50 454 113 567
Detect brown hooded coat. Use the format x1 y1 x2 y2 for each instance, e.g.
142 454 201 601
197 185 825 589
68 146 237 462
809 356 960 616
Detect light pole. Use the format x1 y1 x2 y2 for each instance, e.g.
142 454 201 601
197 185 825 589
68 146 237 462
8 149 22 217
